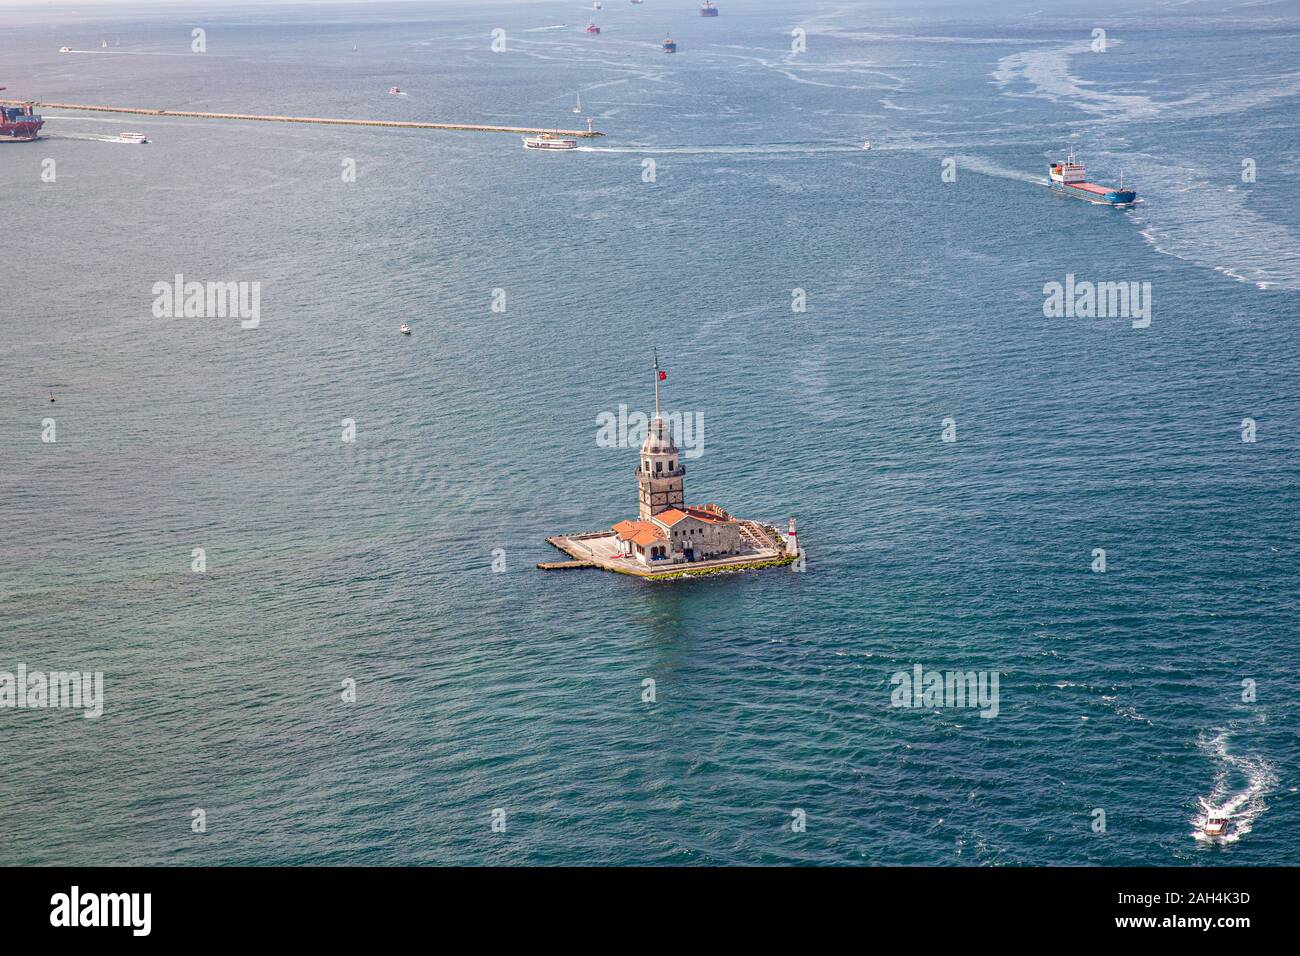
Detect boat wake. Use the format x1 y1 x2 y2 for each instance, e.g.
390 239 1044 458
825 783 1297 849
577 142 864 156
42 132 139 144
950 154 1043 186
1190 729 1276 845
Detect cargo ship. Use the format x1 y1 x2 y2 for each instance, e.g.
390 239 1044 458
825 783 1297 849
700 1 719 16
1047 150 1136 207
0 92 43 142
663 37 677 53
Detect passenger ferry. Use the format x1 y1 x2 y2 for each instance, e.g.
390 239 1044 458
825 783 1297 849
523 132 578 150
116 131 149 144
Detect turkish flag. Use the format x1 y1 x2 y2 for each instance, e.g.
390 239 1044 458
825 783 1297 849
658 370 667 381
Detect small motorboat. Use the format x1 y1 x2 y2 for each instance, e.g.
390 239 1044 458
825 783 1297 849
388 86 404 95
399 324 412 335
1201 814 1229 839
523 132 578 150
862 140 872 150
585 23 601 35
116 131 149 144
59 46 73 53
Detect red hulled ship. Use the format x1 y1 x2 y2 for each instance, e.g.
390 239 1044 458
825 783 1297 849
0 89 44 142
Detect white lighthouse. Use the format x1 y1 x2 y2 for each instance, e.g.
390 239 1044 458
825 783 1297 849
785 517 798 556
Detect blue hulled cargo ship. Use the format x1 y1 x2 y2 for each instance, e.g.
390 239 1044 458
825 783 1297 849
1047 150 1136 207
663 37 677 53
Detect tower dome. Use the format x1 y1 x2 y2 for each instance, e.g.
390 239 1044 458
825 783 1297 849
640 415 678 457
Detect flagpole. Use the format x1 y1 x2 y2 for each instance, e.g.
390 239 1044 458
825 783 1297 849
653 349 660 420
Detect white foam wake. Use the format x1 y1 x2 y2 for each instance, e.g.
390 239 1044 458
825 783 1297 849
1191 729 1277 845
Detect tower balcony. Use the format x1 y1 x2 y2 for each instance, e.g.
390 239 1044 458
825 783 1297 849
635 464 686 479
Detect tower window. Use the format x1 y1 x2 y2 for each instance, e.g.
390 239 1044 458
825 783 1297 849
669 461 675 470
655 461 662 472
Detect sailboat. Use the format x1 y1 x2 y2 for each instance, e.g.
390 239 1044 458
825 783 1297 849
101 39 108 49
572 92 582 114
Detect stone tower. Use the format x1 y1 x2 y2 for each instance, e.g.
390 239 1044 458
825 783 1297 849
636 352 685 519
636 415 685 519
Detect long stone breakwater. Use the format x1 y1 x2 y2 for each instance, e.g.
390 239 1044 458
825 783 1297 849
0 99 603 137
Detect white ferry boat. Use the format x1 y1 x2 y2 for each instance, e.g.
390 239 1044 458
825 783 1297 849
116 131 149 144
522 132 578 150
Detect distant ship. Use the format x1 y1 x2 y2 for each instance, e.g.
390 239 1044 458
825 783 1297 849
59 46 73 53
663 37 677 53
573 91 582 113
585 23 601 35
593 1 603 8
523 132 578 150
388 86 403 95
631 0 644 4
0 93 43 142
1047 150 1136 207
116 131 149 144
700 1 719 16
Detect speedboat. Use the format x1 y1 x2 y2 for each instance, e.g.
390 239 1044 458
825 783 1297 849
116 132 149 144
399 324 412 335
523 132 578 150
1202 815 1228 839
59 47 73 53
388 86 403 95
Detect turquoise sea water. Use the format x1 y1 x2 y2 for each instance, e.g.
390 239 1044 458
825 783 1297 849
1 0 1298 865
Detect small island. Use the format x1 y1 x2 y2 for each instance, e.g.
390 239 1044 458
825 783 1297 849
540 359 801 580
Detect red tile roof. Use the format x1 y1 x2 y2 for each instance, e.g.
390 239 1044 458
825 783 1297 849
613 519 665 544
655 505 731 527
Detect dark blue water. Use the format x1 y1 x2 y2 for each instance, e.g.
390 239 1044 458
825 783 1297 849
1 0 1297 865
